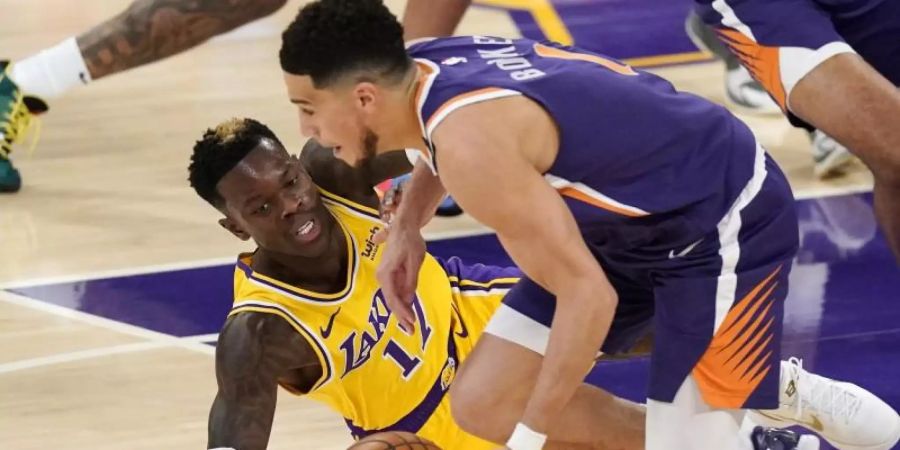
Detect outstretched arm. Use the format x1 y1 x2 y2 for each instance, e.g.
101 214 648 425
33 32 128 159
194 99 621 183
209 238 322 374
433 101 617 444
77 0 287 80
299 139 413 209
208 312 320 450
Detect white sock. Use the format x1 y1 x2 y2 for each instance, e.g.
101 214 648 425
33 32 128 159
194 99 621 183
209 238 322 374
9 37 91 99
647 375 748 450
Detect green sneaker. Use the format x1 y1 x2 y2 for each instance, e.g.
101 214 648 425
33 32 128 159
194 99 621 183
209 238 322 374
1 60 48 193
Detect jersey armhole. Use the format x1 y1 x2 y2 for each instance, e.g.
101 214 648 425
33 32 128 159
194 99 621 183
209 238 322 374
228 301 335 391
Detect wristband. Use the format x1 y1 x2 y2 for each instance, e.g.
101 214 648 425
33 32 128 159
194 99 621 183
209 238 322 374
505 422 547 450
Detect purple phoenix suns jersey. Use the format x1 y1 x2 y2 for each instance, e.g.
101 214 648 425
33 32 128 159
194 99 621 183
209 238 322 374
407 36 763 257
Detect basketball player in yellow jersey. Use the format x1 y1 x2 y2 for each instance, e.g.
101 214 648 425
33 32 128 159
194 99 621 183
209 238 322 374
190 118 647 450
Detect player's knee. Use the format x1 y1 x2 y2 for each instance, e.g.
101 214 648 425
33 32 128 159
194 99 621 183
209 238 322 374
449 375 509 441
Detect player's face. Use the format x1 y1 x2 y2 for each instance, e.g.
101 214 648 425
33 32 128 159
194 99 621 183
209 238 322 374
283 73 379 168
216 139 334 257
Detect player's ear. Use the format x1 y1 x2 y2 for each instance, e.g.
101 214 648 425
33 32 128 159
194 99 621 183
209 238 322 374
354 81 377 111
219 217 250 241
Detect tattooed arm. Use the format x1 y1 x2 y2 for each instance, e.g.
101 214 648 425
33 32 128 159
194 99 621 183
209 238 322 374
208 311 321 450
77 0 287 80
300 139 413 210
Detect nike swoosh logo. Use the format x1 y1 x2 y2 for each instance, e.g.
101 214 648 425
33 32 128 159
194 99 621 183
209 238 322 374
668 238 703 259
319 307 341 338
452 304 468 338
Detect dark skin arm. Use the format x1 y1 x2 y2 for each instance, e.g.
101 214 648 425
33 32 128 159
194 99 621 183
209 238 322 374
77 0 287 80
299 139 413 210
208 312 321 450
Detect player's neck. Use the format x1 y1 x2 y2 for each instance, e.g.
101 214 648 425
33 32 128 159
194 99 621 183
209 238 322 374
253 218 350 294
381 66 430 152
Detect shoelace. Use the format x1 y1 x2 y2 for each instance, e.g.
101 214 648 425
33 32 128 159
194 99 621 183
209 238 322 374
787 357 863 424
1 91 41 159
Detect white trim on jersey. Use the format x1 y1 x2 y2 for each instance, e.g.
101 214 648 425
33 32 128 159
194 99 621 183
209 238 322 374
780 42 855 111
712 142 768 333
544 173 651 217
424 88 522 138
711 0 757 41
484 304 551 356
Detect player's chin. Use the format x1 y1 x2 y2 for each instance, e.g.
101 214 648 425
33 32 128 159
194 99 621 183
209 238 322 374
287 223 330 256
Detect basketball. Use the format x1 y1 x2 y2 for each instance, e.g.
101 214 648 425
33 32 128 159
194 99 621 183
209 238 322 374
347 431 442 450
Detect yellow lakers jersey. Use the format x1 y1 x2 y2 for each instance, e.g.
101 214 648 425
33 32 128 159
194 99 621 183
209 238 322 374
229 188 504 448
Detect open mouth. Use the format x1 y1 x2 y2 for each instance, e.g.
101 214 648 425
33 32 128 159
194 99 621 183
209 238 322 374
297 219 315 236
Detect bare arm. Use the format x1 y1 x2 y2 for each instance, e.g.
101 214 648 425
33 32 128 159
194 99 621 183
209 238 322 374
401 0 471 41
374 159 448 332
208 312 321 450
77 0 286 80
300 139 413 209
433 103 618 436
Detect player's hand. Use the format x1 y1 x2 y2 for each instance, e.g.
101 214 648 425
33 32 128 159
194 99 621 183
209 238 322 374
375 217 425 333
374 181 404 244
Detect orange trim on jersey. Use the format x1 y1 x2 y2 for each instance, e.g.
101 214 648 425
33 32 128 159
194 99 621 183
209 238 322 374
558 187 649 218
413 61 439 165
693 265 783 408
414 61 437 107
716 28 787 111
423 87 511 133
533 43 638 76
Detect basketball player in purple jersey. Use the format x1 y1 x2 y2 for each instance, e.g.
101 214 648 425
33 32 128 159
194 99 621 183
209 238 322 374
276 1 900 450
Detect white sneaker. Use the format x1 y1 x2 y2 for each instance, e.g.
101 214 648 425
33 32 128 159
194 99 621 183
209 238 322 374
725 65 782 115
811 130 857 179
750 358 900 450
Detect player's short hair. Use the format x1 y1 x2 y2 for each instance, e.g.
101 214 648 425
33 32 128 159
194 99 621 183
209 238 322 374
279 0 411 87
188 117 283 208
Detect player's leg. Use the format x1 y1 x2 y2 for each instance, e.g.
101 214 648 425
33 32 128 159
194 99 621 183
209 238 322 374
402 0 471 41
656 150 899 450
436 257 640 449
696 0 900 255
14 0 287 95
645 146 810 449
789 53 900 260
449 268 651 449
696 0 858 179
450 322 646 449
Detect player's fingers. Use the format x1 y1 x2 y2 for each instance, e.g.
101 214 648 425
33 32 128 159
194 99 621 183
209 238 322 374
373 226 390 245
377 262 416 332
392 265 418 333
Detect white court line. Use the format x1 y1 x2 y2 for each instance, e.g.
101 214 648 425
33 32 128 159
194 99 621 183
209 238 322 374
0 290 215 356
0 341 170 374
182 333 220 343
793 183 872 201
0 230 496 291
0 186 869 291
423 226 493 241
0 331 222 375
